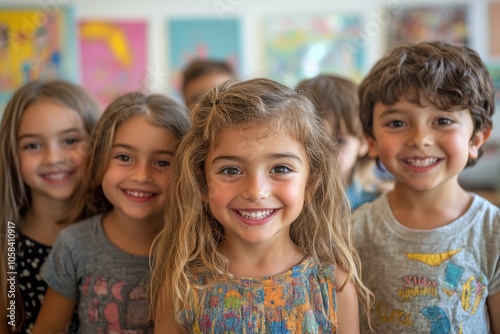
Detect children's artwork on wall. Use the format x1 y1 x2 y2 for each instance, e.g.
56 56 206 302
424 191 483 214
263 15 366 88
0 6 77 112
79 20 147 108
387 5 469 50
489 2 500 58
168 18 241 96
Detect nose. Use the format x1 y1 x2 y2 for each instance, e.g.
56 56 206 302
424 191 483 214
407 125 434 148
241 172 270 202
130 162 152 183
44 144 65 165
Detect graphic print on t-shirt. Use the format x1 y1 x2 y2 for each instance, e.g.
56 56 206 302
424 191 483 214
81 274 153 333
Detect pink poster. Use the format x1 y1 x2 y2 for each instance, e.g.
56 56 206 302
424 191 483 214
79 20 147 108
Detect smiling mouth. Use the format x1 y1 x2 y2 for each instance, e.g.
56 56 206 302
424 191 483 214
124 190 154 198
42 171 73 180
404 157 438 167
237 209 274 220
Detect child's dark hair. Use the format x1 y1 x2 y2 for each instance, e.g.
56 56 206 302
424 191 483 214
181 58 235 93
296 74 362 140
359 41 495 167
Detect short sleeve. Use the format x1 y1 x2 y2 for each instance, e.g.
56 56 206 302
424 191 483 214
40 229 79 300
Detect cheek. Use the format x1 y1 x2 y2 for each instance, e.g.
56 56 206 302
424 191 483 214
18 154 35 179
100 168 117 198
338 146 359 171
207 180 231 206
67 146 87 169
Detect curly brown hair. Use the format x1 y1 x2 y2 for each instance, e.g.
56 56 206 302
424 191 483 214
359 41 494 167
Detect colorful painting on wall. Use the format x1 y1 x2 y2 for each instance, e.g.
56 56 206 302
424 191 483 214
79 20 147 108
387 5 469 50
168 18 241 96
0 6 77 112
489 2 500 58
263 14 366 87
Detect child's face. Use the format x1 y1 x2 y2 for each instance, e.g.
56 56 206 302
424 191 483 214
324 122 367 185
367 99 487 192
17 99 87 203
101 115 176 221
205 127 309 247
184 72 233 110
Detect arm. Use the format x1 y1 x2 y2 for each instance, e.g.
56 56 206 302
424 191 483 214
31 287 76 334
154 296 186 334
335 267 360 334
488 291 500 334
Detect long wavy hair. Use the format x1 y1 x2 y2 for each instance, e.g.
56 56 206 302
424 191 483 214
150 78 373 323
0 80 100 332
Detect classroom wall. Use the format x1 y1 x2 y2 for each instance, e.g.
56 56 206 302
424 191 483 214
1 0 499 190
0 0 494 93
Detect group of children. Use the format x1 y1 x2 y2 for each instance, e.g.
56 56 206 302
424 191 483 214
1 40 499 333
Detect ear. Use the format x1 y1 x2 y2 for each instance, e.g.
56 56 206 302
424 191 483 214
365 134 379 159
358 137 369 158
469 126 491 159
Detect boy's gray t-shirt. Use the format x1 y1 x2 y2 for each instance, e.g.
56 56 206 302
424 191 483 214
353 193 500 333
40 214 153 333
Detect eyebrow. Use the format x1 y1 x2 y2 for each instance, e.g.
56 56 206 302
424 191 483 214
112 143 174 155
211 152 303 165
18 128 84 141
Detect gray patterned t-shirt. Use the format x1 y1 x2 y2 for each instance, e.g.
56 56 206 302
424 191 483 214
353 193 500 333
41 214 153 333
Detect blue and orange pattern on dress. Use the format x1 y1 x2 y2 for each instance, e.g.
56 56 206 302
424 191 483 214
178 257 338 333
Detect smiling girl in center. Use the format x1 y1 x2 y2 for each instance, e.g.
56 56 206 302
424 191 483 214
151 78 373 333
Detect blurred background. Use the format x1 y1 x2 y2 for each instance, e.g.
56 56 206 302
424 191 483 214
0 0 499 199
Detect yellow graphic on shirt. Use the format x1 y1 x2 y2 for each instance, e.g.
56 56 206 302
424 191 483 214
375 301 413 326
461 275 486 316
406 249 460 266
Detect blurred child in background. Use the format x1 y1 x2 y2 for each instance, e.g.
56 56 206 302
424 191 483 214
32 92 190 333
297 74 392 211
0 80 100 333
181 58 235 110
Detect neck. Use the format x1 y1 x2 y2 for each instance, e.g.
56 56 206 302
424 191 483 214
102 210 161 256
21 195 73 246
224 235 305 277
388 181 471 229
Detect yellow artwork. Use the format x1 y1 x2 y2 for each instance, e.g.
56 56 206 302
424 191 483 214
0 7 77 109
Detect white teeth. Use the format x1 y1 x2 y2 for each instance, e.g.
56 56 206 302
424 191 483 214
44 172 70 180
238 210 274 220
125 190 153 198
406 158 438 167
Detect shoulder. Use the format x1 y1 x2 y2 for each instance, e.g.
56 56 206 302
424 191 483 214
466 193 500 226
57 214 103 243
470 193 500 214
